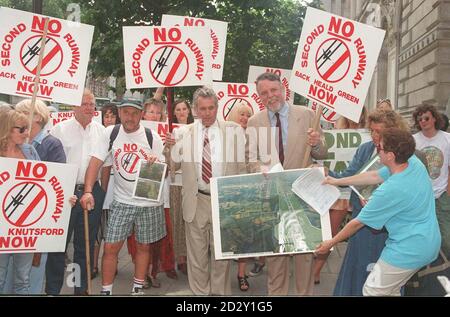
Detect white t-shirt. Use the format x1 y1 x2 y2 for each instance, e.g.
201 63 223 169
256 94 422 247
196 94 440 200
102 170 115 210
414 130 450 198
50 118 105 184
91 124 165 207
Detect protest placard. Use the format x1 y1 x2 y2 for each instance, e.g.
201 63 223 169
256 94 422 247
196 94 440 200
123 26 212 88
0 158 77 253
247 65 293 103
319 129 371 173
308 100 341 124
290 7 385 122
140 120 184 144
212 82 265 121
45 110 102 131
0 7 93 105
161 15 227 81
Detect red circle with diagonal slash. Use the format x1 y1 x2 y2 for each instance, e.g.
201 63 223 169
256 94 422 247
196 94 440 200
19 35 63 77
315 38 351 83
120 152 140 174
222 98 252 120
149 45 189 86
310 101 340 123
2 182 48 227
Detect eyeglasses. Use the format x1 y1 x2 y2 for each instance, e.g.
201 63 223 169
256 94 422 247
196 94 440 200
13 126 29 133
418 116 431 122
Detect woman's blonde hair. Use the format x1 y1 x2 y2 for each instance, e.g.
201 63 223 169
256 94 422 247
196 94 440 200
226 102 253 124
15 99 50 128
0 110 28 157
368 109 409 132
143 98 167 122
335 106 368 129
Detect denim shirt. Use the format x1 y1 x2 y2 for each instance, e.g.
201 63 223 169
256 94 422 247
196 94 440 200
19 143 40 161
32 129 66 163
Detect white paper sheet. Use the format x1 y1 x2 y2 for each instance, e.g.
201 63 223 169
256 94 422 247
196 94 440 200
291 168 340 216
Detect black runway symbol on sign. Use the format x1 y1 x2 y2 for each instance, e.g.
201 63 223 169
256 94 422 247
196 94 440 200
2 182 48 227
21 37 51 66
20 36 63 76
315 38 351 83
317 40 342 70
5 183 35 218
150 45 189 86
152 46 174 79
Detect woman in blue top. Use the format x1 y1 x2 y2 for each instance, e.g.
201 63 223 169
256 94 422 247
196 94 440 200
317 128 441 296
0 109 40 294
327 109 409 296
15 99 68 295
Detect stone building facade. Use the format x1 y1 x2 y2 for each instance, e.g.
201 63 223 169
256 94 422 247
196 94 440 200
322 0 450 119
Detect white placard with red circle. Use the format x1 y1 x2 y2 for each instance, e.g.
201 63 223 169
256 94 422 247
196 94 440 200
307 100 341 124
44 110 102 132
123 26 212 88
0 158 77 254
290 7 385 122
247 65 293 103
161 15 227 81
212 82 265 121
0 7 94 105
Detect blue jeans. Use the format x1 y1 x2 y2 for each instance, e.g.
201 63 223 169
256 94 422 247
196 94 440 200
45 182 104 295
29 253 48 294
0 253 33 294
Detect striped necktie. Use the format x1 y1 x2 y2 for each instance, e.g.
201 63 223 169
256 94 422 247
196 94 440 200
201 128 212 183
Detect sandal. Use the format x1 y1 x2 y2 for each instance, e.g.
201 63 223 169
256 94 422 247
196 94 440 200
237 275 249 292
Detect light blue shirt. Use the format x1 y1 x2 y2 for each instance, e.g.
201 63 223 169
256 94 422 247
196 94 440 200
357 155 441 269
268 102 289 148
31 129 47 146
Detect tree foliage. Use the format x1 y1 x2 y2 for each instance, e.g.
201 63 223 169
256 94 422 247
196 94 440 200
0 0 323 102
78 0 322 101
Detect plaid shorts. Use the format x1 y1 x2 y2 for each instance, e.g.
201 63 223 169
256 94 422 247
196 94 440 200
106 200 166 244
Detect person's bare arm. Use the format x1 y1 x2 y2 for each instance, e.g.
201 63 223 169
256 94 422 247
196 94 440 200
153 87 165 100
80 157 104 210
323 170 383 187
100 166 112 192
315 219 365 254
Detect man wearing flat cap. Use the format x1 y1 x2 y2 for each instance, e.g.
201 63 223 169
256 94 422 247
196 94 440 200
81 101 166 295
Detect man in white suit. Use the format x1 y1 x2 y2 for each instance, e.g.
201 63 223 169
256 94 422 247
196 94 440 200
166 86 246 295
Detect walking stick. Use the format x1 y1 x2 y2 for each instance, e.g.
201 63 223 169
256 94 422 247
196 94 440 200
301 104 323 168
83 208 92 295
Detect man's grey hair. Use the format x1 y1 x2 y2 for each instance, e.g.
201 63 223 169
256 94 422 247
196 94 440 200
255 72 281 85
192 86 218 108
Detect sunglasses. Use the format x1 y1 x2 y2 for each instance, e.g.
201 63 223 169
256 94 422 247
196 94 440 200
377 98 391 104
13 126 29 133
418 116 431 122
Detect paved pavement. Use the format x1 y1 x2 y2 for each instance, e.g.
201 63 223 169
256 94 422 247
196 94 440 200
61 242 347 296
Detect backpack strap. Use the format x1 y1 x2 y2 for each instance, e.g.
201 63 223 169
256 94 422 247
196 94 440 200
108 124 153 152
108 124 121 152
144 127 153 149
